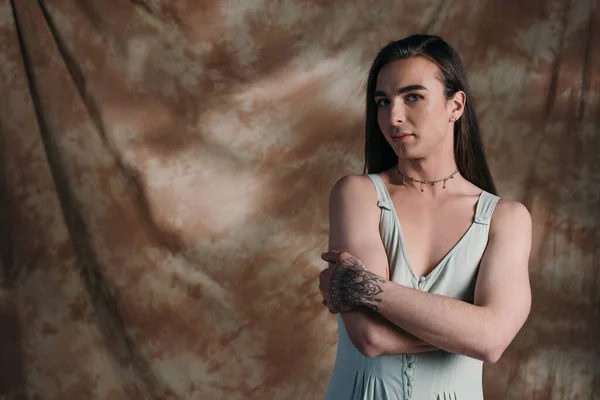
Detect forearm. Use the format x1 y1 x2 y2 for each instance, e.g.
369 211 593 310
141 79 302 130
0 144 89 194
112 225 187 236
341 307 439 357
322 202 532 364
377 281 498 362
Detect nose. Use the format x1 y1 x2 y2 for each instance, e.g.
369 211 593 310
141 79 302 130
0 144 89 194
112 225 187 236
389 101 406 126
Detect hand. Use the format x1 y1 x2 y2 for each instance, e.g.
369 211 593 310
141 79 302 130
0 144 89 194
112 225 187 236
319 250 387 313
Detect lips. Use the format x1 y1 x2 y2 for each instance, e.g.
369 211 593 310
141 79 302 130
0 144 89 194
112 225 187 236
391 132 414 142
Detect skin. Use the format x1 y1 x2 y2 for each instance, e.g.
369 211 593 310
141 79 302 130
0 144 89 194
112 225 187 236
318 56 532 362
374 57 464 164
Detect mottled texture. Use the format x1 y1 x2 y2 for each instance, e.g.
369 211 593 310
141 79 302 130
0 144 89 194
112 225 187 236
0 0 598 399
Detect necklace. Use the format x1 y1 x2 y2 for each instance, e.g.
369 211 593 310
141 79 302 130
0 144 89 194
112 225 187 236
396 165 459 192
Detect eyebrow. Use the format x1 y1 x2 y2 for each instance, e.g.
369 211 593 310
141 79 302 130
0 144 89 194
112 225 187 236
373 84 428 97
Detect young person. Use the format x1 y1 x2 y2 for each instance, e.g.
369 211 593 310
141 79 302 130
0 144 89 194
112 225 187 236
318 35 532 400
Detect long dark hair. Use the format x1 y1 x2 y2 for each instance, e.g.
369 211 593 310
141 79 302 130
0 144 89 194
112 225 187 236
362 34 497 195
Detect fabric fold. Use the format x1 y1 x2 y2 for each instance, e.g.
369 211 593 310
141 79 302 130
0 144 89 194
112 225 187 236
349 370 392 400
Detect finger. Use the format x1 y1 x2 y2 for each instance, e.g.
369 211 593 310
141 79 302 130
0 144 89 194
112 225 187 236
321 250 343 259
322 249 341 255
325 294 339 314
328 305 339 314
319 277 328 293
321 252 342 264
322 250 355 263
319 270 332 291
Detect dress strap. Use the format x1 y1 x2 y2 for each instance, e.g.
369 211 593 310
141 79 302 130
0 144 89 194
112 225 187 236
366 174 394 210
474 191 501 225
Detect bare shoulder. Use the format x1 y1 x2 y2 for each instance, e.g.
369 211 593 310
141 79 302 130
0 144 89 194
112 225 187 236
490 199 532 236
330 174 378 204
329 174 382 232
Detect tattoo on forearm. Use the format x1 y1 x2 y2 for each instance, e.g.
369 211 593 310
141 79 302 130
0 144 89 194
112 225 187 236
328 257 386 312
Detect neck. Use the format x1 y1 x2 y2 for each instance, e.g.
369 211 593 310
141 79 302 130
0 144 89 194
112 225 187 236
396 157 458 182
395 154 461 193
394 126 462 192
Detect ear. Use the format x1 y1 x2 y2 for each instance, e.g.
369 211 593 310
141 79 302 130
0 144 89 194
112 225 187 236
448 91 466 121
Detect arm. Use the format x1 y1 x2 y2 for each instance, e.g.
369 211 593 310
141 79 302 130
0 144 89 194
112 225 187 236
328 175 439 357
332 199 532 363
341 309 438 357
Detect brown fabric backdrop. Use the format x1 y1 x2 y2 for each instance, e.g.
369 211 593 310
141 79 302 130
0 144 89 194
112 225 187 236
1 0 599 399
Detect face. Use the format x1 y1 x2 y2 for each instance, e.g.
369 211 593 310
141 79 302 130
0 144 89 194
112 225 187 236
374 56 464 159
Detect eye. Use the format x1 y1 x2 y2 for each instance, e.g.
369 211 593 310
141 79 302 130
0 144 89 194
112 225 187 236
375 98 390 107
405 93 423 102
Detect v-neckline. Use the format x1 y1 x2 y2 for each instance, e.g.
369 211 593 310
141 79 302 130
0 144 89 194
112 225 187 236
377 175 486 282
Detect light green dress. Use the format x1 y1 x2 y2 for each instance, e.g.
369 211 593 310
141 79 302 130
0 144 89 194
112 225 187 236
325 173 500 400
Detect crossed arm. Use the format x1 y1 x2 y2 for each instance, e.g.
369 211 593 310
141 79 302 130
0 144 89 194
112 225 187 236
323 175 532 363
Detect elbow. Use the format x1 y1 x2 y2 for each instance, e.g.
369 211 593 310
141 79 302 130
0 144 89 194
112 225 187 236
355 338 380 358
480 315 529 363
349 329 380 358
342 311 384 358
480 344 505 364
479 332 510 364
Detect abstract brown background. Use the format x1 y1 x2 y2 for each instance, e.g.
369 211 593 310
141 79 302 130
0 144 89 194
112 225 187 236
0 0 599 399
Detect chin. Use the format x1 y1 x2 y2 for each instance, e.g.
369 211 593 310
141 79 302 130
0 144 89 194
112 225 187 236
395 146 421 159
